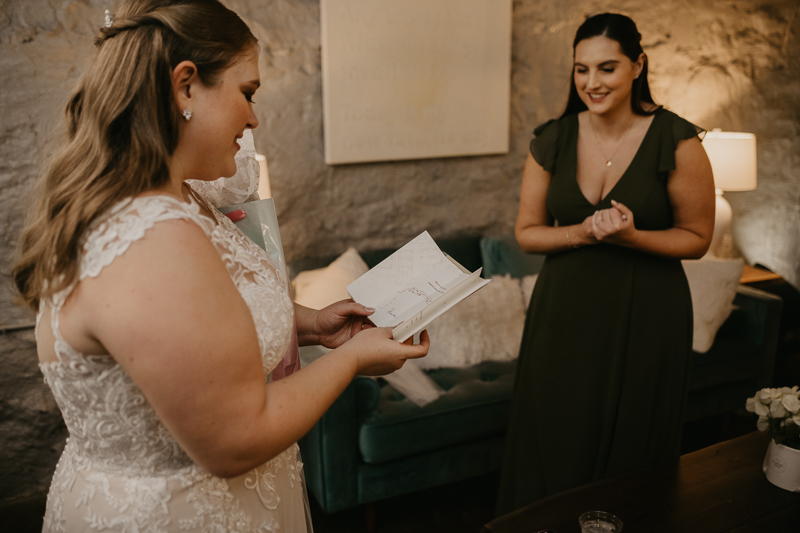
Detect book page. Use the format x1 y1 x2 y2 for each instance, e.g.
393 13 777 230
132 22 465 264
346 231 464 308
392 268 489 342
346 231 491 340
367 263 466 327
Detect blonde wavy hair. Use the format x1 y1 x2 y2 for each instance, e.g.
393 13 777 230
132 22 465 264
13 0 257 310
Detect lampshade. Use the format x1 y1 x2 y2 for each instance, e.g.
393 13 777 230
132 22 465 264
702 131 757 191
256 153 271 199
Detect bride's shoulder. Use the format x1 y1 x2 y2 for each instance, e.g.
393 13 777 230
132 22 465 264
80 194 217 281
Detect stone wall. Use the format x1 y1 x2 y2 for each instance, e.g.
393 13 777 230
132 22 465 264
1 0 798 508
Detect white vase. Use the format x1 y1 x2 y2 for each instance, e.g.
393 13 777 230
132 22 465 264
763 438 800 492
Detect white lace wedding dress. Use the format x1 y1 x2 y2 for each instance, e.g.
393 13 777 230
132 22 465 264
38 183 313 531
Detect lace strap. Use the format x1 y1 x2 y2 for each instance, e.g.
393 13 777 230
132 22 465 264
40 196 215 363
80 195 214 281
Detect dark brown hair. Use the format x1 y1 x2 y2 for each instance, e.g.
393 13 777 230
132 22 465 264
561 13 660 118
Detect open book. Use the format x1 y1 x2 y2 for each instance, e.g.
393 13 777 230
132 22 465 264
346 231 491 342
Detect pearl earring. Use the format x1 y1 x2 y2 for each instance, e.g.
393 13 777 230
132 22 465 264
182 108 192 121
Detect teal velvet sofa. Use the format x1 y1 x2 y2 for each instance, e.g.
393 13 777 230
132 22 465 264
290 235 782 513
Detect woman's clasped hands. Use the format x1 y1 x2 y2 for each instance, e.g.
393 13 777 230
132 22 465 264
582 199 635 245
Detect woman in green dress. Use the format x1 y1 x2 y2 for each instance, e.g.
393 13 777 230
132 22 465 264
496 13 715 514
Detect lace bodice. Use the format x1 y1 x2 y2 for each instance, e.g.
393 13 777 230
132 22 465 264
38 193 309 532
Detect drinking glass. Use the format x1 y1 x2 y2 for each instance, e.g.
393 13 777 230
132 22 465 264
578 510 623 533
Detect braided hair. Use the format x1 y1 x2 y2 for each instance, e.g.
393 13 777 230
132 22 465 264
13 0 257 309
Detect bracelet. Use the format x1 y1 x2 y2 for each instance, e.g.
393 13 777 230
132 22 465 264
566 227 579 249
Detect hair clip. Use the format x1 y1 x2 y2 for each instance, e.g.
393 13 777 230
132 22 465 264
104 9 113 28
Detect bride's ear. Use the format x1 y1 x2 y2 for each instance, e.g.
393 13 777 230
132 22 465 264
172 60 199 113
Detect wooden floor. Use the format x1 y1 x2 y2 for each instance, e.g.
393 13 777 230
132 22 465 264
1 412 756 533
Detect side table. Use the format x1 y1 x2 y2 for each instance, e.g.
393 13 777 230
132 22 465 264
741 264 800 386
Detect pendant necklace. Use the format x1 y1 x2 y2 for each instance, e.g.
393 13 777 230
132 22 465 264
589 116 636 167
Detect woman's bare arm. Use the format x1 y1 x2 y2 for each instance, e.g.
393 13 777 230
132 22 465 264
67 219 428 478
515 153 597 253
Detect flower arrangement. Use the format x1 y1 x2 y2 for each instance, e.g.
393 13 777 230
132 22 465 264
746 387 800 450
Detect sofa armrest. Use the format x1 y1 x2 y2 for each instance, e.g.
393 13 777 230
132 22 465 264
299 376 380 513
729 285 783 351
685 284 783 421
691 285 782 384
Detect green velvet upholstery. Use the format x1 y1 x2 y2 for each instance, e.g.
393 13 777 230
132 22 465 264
295 235 782 513
359 361 515 464
479 233 546 278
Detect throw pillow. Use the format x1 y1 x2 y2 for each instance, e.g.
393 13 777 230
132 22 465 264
292 248 369 309
682 258 744 353
520 274 538 309
413 274 526 370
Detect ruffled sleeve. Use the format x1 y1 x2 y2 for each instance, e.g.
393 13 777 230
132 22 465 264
657 111 706 176
529 119 560 173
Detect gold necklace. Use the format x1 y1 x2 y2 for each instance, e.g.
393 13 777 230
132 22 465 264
589 116 636 167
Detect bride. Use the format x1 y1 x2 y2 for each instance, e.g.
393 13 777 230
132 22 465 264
12 1 429 531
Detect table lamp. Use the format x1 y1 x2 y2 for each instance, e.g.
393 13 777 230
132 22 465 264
256 153 272 199
702 130 757 257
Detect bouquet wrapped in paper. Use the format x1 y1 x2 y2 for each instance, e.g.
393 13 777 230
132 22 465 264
188 130 299 380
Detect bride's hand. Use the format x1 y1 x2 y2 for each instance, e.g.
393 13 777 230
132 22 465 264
339 327 430 376
312 299 375 348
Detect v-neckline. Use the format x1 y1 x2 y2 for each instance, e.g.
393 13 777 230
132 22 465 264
573 110 660 207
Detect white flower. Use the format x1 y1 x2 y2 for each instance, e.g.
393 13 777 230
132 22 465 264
757 416 770 432
781 393 800 415
794 414 800 426
746 396 758 413
752 400 770 417
757 389 775 404
770 400 788 418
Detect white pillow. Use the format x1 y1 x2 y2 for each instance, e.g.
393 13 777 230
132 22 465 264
520 274 538 309
413 275 527 370
292 248 369 309
682 258 743 353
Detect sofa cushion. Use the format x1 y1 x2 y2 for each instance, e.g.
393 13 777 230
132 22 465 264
358 360 516 464
292 248 369 309
682 258 743 353
414 275 526 370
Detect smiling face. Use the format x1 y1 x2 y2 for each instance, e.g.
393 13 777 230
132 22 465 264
573 35 643 117
177 50 261 181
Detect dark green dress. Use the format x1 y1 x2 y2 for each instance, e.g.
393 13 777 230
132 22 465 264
496 109 701 514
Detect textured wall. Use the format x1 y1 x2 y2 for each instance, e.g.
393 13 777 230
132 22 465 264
1 0 798 507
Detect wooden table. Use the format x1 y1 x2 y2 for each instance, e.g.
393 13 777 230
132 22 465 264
482 431 800 533
740 265 783 285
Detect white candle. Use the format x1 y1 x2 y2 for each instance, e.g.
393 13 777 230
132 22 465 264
256 154 271 199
